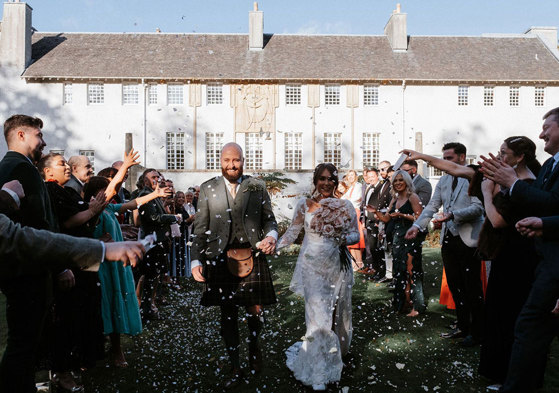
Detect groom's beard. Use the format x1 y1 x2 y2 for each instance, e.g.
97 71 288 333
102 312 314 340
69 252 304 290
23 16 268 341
222 167 243 182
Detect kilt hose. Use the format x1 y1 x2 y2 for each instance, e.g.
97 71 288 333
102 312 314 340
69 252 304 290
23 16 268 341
201 252 277 307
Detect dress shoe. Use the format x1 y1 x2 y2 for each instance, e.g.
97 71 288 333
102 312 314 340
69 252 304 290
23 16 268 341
249 346 263 373
440 329 465 339
459 335 480 347
224 368 244 390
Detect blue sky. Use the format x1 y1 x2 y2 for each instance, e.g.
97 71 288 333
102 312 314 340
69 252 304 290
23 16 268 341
10 0 559 37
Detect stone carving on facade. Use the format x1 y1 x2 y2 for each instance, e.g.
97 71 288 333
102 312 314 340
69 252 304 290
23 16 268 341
231 84 279 133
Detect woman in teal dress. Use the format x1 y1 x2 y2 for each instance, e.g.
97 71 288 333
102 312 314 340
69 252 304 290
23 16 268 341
83 172 171 367
366 170 425 316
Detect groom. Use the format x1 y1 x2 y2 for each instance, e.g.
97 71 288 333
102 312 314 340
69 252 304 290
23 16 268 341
191 142 277 389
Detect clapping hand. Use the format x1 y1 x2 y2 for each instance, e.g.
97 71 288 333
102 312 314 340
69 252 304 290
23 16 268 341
88 190 109 215
479 153 518 188
154 184 172 198
123 148 141 169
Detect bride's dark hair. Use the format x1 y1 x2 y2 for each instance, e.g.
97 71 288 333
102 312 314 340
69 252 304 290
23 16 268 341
312 163 339 197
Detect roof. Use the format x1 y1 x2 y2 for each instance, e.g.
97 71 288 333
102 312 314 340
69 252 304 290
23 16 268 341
22 32 559 83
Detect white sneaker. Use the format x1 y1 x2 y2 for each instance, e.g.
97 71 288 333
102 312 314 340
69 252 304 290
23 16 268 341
312 384 326 391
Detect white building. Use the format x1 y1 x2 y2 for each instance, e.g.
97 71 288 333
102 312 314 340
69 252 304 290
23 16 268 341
1 2 559 216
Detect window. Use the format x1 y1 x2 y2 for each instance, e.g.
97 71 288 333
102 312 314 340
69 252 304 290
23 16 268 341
535 87 545 107
206 83 223 105
325 84 340 105
88 83 104 104
49 149 65 156
285 84 301 105
63 83 72 104
510 86 519 106
483 86 494 106
245 133 263 170
205 132 223 170
167 84 184 105
148 84 158 105
323 132 341 167
122 84 139 105
362 132 380 168
166 132 185 169
79 150 95 171
458 86 468 106
284 132 302 170
363 85 379 106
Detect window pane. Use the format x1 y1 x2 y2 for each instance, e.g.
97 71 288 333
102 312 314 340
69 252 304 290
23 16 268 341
148 84 158 105
205 132 224 169
285 84 301 105
323 132 341 167
510 86 519 106
483 86 494 106
363 85 379 106
325 85 340 105
458 86 468 106
168 84 184 105
535 87 545 107
245 133 263 170
88 84 104 104
206 83 223 105
362 132 380 168
284 132 302 169
122 84 139 105
166 132 185 169
63 83 72 104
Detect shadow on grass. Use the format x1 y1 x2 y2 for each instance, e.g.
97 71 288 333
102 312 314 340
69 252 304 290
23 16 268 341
0 248 558 392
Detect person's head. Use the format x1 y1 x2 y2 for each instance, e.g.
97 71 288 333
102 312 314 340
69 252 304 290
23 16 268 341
111 160 128 181
220 143 244 182
3 115 45 162
312 163 339 199
366 168 379 185
386 166 395 179
194 185 200 198
185 190 194 204
346 170 358 185
391 170 414 197
337 181 348 196
141 168 159 190
68 155 94 183
97 167 118 181
83 176 110 203
541 107 559 155
37 153 71 185
400 160 418 178
378 160 391 179
174 191 185 207
442 142 467 165
500 136 541 176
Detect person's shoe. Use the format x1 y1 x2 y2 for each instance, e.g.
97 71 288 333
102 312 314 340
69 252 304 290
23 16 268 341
223 368 244 390
440 329 465 339
249 345 263 373
448 320 458 330
378 276 391 283
486 384 502 391
459 335 480 347
312 383 327 391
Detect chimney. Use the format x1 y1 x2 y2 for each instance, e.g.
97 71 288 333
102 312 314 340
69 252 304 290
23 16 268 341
525 27 559 57
0 1 33 72
249 2 263 51
384 3 408 52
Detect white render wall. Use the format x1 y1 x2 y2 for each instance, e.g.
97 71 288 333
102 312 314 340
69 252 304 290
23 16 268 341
1 68 558 216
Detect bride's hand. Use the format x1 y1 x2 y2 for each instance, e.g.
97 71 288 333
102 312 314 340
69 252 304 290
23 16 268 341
257 236 277 255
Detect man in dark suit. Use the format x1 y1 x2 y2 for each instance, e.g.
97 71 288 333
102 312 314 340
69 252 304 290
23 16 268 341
0 114 62 393
401 159 432 207
191 143 277 388
482 107 559 392
362 168 391 280
137 168 179 320
66 155 94 198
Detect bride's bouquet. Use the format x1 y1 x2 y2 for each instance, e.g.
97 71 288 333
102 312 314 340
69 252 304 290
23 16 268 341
309 198 355 271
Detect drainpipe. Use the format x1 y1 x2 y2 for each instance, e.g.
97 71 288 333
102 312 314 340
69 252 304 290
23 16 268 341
402 79 406 148
142 78 147 167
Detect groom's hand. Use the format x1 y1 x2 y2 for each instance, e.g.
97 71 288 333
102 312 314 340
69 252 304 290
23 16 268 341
258 236 276 255
192 266 205 282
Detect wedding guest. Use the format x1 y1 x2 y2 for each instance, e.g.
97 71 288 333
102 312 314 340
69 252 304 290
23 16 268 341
404 142 485 346
379 160 391 180
170 191 190 277
341 170 365 270
66 155 94 198
368 170 425 316
404 136 541 387
277 163 359 390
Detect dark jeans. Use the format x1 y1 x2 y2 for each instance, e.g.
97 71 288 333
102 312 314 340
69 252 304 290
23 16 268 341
365 220 385 275
440 234 484 339
0 274 50 393
501 259 559 392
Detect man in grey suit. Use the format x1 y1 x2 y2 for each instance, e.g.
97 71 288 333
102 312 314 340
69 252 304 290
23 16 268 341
401 160 432 207
66 155 94 197
191 142 277 388
406 142 485 347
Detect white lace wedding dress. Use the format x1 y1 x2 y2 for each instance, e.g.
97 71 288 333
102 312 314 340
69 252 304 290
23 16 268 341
277 198 360 388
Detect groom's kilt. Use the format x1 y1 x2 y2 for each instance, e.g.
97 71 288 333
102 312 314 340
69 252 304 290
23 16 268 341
201 252 277 307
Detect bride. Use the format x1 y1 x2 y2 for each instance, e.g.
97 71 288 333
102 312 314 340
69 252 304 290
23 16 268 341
277 163 360 390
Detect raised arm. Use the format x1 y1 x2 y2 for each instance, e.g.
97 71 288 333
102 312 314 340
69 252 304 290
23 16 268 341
401 149 475 180
367 198 395 223
104 149 140 201
117 184 171 214
62 190 108 229
277 199 306 250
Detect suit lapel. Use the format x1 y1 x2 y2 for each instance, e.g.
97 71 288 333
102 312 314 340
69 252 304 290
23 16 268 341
544 159 559 191
238 175 251 215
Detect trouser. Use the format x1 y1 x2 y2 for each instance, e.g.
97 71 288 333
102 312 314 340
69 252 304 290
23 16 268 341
138 244 168 312
0 274 50 393
440 233 484 339
501 259 559 392
219 304 263 369
365 221 385 276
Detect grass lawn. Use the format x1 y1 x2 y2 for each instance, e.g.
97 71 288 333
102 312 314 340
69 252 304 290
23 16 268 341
1 248 558 392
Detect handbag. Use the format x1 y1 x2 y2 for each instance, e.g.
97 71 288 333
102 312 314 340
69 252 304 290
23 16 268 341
226 248 254 278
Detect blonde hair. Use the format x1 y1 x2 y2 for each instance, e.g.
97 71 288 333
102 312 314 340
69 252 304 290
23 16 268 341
390 170 415 198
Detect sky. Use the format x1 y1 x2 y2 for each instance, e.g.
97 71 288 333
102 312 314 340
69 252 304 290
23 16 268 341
7 0 559 37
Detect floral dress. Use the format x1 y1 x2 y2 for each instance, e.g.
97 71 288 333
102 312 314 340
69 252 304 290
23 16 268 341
277 198 359 387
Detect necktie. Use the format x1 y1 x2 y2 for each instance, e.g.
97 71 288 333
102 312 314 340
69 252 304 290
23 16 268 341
543 159 555 185
451 176 458 191
230 183 238 199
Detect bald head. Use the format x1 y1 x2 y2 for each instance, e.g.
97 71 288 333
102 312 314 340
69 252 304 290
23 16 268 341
112 160 124 170
221 142 243 158
68 155 94 183
220 142 244 182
